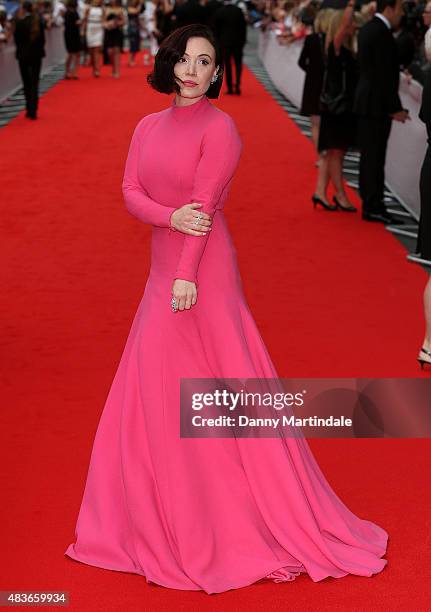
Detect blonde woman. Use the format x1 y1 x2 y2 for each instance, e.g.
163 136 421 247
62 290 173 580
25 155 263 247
142 0 159 65
298 9 336 157
83 0 105 77
312 5 363 212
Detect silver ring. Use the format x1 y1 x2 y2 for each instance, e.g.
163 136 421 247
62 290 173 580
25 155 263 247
194 212 202 226
171 296 178 312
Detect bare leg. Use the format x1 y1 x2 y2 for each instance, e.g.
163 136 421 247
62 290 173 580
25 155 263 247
327 149 345 196
423 276 431 350
314 152 330 203
310 115 320 153
417 276 431 367
150 32 158 60
71 53 79 77
65 54 73 77
95 47 102 76
327 149 355 207
113 48 120 77
84 45 91 66
107 47 114 73
90 48 96 75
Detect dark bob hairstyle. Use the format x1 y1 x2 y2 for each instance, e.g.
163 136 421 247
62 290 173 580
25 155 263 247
147 24 224 99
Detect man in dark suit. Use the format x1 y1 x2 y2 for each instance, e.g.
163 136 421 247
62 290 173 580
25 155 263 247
354 0 410 223
12 1 46 120
211 0 247 95
205 0 224 25
173 0 209 30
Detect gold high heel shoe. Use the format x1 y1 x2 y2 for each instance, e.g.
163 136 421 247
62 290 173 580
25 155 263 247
417 346 431 370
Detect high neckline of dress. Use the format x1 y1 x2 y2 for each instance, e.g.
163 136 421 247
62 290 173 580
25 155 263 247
170 94 210 121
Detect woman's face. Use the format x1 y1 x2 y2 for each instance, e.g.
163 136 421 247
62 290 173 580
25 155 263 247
173 36 219 99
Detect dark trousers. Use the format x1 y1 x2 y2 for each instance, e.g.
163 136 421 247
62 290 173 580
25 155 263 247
221 43 243 91
417 123 431 259
358 115 392 214
18 57 42 118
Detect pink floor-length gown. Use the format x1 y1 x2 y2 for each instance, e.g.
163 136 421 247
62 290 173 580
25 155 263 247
64 94 388 594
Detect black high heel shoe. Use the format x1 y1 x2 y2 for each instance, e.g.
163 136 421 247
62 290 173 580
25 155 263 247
333 195 357 212
312 195 337 211
417 346 431 370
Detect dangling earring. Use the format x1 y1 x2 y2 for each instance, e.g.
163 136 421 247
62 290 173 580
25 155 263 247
211 73 219 84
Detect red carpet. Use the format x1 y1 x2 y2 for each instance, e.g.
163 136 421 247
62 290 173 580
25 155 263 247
1 52 430 610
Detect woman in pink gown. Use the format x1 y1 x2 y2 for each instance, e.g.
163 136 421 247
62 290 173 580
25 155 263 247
65 24 388 594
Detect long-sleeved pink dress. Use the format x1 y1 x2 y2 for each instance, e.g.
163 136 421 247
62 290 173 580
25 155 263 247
64 94 388 594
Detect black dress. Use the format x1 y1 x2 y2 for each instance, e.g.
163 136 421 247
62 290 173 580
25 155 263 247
127 10 140 53
104 10 123 48
318 43 358 152
64 8 82 54
298 32 325 117
417 68 431 260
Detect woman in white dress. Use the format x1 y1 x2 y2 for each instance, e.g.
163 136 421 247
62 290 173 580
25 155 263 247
83 0 106 77
141 0 158 65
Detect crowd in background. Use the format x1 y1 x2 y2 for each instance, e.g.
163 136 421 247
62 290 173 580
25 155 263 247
1 0 251 113
2 0 430 249
259 0 430 83
1 0 430 79
1 0 430 240
0 0 251 72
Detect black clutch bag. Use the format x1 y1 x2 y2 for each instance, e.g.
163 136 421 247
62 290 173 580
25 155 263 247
320 61 348 115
